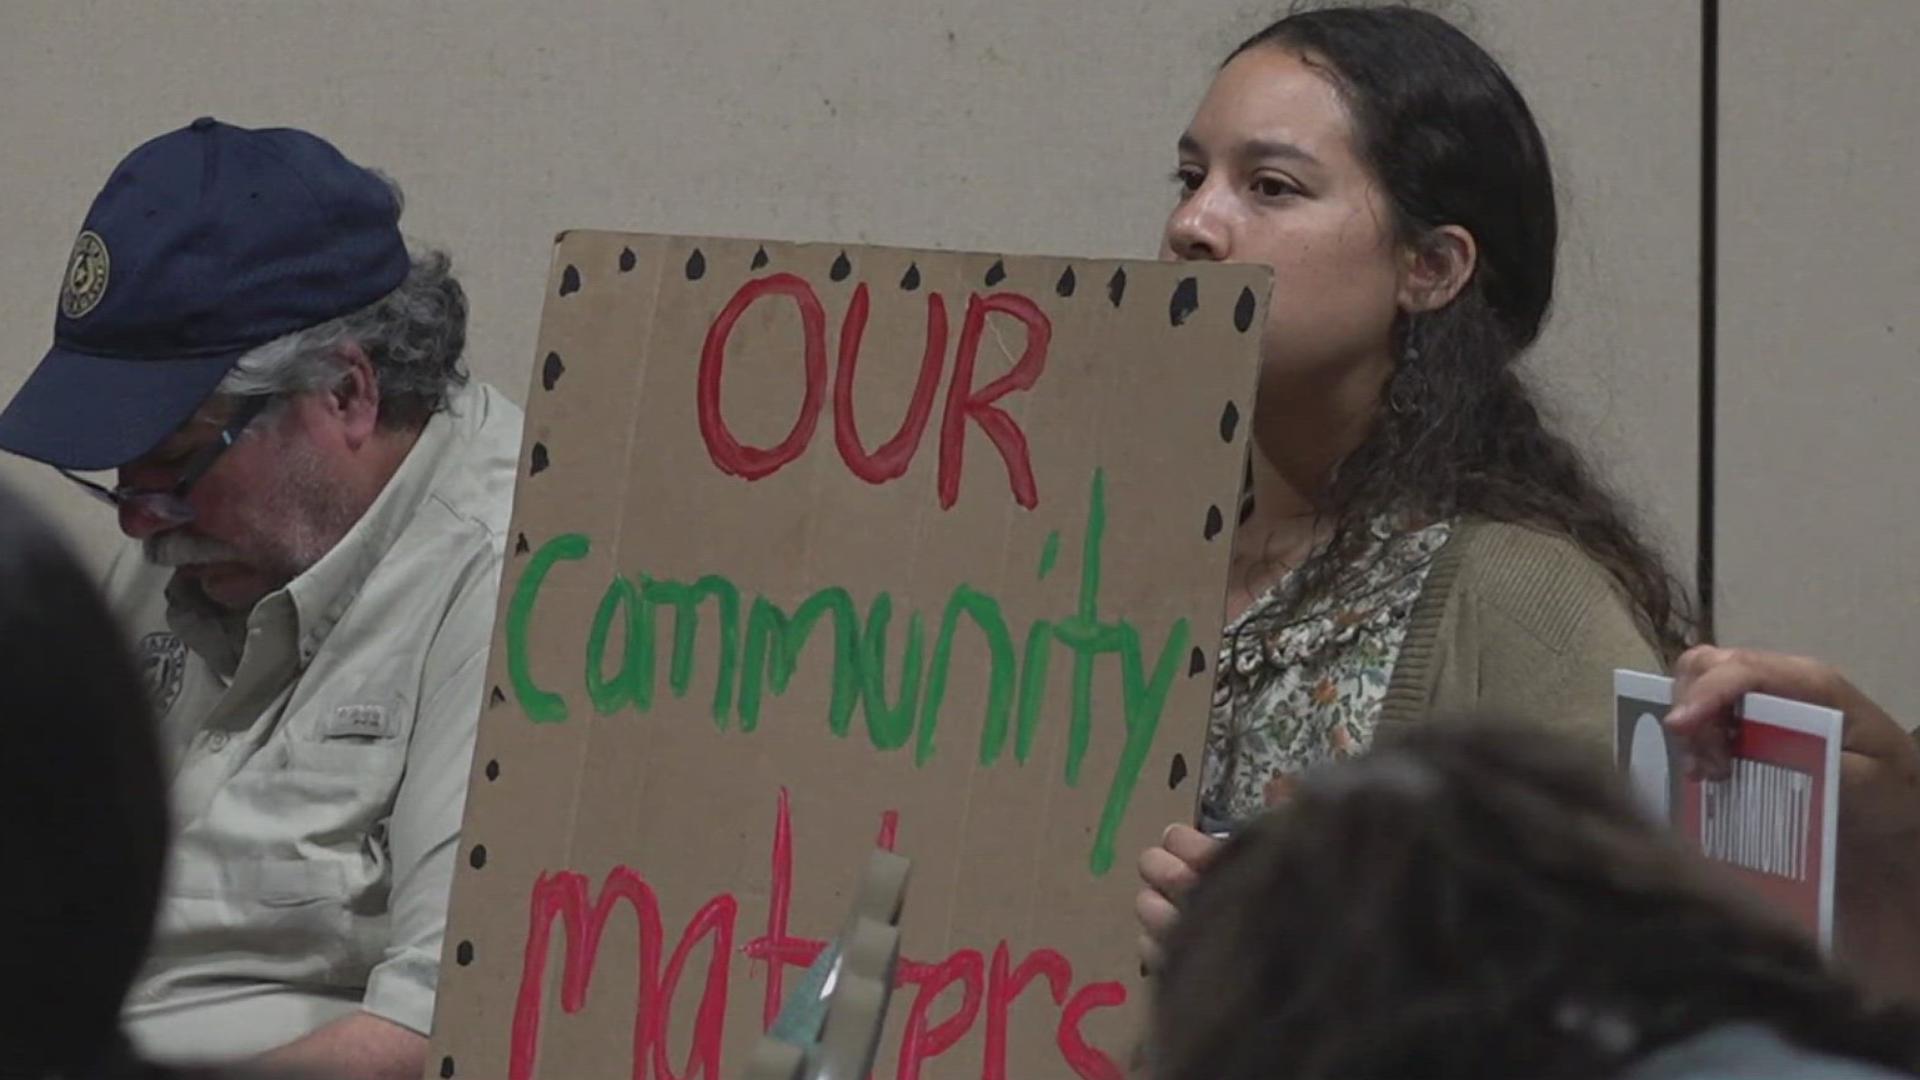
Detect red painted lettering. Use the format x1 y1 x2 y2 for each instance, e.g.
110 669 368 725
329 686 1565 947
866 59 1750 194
834 285 948 483
696 274 1050 509
743 788 823 1032
937 293 1051 510
1057 981 1128 1080
510 794 1126 1079
697 274 829 480
895 950 985 1080
983 944 1073 1080
654 903 735 1079
510 868 735 1080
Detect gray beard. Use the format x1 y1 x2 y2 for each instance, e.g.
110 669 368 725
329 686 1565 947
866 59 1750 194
142 439 358 606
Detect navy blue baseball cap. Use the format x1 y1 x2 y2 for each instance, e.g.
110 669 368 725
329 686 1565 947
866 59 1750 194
0 118 410 470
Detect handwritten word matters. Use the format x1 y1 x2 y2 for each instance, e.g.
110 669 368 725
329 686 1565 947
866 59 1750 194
510 791 1126 1080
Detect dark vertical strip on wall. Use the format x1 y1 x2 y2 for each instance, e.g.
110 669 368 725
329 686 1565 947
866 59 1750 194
1698 0 1720 639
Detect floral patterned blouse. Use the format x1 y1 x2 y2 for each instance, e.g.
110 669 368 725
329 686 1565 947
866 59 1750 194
1197 516 1454 830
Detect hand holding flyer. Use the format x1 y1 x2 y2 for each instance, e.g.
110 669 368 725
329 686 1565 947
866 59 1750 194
1615 670 1842 947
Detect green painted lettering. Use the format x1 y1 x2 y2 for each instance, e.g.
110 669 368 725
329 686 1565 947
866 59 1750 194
1007 619 1053 766
507 533 590 724
859 594 926 751
586 575 639 715
1096 617 1190 875
739 589 860 735
638 575 741 724
509 469 1192 875
922 585 1015 767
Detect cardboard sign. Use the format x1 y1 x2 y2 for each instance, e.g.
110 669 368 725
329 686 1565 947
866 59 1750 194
1615 670 1842 946
426 234 1269 1080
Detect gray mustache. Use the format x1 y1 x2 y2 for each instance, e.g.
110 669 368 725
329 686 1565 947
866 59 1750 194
144 533 242 567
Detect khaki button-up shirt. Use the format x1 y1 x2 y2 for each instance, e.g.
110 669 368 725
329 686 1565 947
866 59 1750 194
106 383 522 1063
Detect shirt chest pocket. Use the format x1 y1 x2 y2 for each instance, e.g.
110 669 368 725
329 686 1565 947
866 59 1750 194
215 733 408 858
278 739 407 832
272 692 414 806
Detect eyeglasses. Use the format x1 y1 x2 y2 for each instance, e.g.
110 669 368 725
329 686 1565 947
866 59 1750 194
60 394 274 527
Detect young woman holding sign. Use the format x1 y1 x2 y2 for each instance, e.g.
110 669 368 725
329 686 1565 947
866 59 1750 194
1134 4 1696 965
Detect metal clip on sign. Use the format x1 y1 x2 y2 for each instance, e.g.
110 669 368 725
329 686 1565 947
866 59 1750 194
744 849 912 1080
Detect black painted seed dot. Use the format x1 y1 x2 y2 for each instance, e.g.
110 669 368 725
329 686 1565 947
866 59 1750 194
1204 505 1224 540
985 259 1006 286
485 758 500 781
1168 753 1190 790
831 251 852 281
751 246 770 270
529 442 550 476
541 351 565 392
900 263 921 291
1219 401 1240 442
619 247 637 273
440 1056 455 1079
685 248 706 280
489 686 507 707
1169 276 1200 326
514 533 530 556
558 265 581 296
469 845 488 870
1234 286 1257 332
1188 646 1206 676
1056 266 1076 297
1107 267 1127 307
456 940 475 966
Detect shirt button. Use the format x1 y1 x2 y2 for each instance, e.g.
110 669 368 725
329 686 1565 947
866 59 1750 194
207 731 228 751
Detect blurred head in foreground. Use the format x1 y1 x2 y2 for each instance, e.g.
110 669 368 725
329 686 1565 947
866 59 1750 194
1150 721 1920 1080
0 479 169 1076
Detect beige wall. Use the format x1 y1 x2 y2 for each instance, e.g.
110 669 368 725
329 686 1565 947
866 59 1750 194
0 1 1702 588
1487 0 1701 585
1717 2 1920 719
0 0 1726 708
0 0 1227 566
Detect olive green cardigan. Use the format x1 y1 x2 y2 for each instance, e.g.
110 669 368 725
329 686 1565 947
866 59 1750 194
1377 518 1665 758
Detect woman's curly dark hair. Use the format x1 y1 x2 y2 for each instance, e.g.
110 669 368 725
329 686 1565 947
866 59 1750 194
1151 720 1920 1080
1234 4 1697 659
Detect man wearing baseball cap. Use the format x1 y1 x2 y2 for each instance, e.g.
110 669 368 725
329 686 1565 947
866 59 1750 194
0 118 522 1078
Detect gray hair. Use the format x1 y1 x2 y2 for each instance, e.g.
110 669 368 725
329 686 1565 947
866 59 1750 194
218 177 469 428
